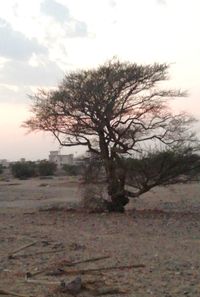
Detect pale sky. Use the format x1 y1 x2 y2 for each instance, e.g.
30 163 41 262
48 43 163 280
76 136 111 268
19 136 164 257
0 0 200 161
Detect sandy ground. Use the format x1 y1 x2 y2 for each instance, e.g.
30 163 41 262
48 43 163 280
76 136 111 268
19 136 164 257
0 177 81 210
0 177 200 297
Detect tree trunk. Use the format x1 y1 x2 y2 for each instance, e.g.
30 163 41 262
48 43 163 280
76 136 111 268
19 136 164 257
98 132 129 212
105 158 129 212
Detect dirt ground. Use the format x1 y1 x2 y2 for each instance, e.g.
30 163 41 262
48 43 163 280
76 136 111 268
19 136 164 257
0 176 200 297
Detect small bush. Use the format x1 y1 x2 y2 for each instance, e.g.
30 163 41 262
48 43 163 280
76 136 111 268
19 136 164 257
81 184 108 212
11 161 37 179
62 164 80 176
0 164 3 174
38 160 57 176
125 150 200 187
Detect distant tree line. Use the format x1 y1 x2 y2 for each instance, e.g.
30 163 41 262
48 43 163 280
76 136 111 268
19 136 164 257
10 160 83 179
11 160 57 179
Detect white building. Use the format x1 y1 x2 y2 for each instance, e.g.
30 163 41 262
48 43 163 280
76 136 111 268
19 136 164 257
49 151 74 168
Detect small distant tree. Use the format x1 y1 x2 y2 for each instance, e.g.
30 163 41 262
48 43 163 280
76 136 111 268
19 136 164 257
11 161 37 179
24 59 199 212
0 164 3 174
62 164 79 176
38 160 57 176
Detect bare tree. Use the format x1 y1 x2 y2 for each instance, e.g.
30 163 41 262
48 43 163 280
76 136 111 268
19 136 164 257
24 59 199 212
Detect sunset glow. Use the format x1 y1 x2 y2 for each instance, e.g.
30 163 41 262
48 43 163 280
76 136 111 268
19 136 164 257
0 0 200 160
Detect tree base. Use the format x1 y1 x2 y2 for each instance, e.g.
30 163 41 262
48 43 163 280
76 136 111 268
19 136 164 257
105 195 129 213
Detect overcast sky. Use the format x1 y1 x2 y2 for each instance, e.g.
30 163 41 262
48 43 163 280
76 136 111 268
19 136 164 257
0 0 200 161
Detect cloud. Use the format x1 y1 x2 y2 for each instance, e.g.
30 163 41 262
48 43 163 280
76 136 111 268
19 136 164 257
41 0 88 38
41 0 70 23
156 0 166 5
13 3 20 17
66 20 88 38
0 84 30 103
109 0 117 8
0 59 63 87
74 21 88 37
0 18 47 61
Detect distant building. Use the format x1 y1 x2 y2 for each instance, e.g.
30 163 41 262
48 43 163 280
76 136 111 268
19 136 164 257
49 151 74 168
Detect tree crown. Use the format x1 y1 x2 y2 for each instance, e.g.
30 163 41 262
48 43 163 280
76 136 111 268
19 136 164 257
24 59 199 157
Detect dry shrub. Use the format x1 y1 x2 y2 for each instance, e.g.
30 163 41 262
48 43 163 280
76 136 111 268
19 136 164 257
81 184 108 213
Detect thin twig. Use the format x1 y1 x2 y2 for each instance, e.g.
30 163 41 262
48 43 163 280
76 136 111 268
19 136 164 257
0 289 33 297
66 255 110 266
93 287 128 295
11 249 65 259
62 264 145 275
25 279 62 286
30 255 110 277
8 241 38 259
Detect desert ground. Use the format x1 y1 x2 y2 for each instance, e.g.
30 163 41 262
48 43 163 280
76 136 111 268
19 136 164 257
0 176 200 297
